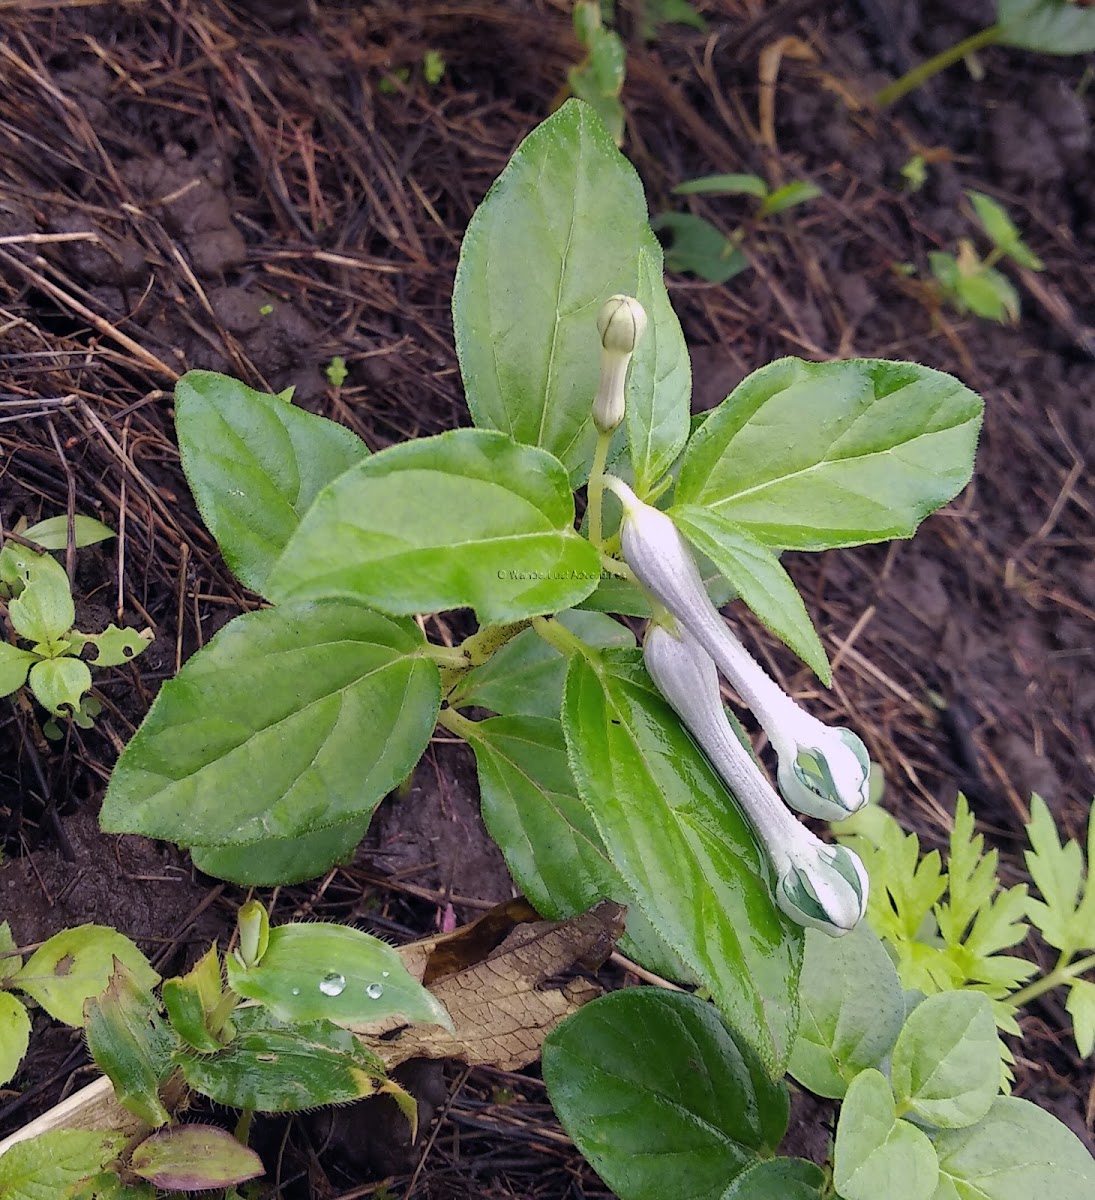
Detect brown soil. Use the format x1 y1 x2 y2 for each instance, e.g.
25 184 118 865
1 0 1093 1194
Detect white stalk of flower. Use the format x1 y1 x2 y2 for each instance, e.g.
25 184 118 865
606 477 870 821
592 294 647 434
643 621 869 937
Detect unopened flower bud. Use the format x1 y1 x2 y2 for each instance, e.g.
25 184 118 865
611 479 869 821
642 622 867 938
592 294 646 434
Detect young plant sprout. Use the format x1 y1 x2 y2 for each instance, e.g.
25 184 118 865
605 476 871 822
643 622 868 936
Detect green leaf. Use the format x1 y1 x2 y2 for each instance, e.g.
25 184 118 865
1066 979 1095 1059
129 1126 264 1191
0 643 36 699
997 0 1095 54
21 515 116 550
176 1007 384 1112
0 1130 127 1200
189 814 371 886
628 239 692 494
650 213 749 283
834 1069 939 1200
0 922 22 982
453 99 684 484
930 1096 1095 1197
676 358 983 551
641 0 706 38
174 370 368 597
68 625 152 668
568 6 626 145
956 269 1020 324
562 648 802 1073
161 944 225 1053
543 990 789 1200
758 181 821 218
451 610 632 719
720 1158 825 1199
788 924 904 1099
84 961 174 1128
225 922 452 1031
11 925 159 1027
0 991 31 1087
4 545 74 647
463 713 685 979
265 430 602 624
1024 794 1093 958
28 657 91 716
100 601 439 852
891 991 1000 1129
673 174 769 198
965 191 1043 271
670 506 830 682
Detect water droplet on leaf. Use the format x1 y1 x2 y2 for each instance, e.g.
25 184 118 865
319 971 346 996
365 982 384 999
291 987 301 996
381 970 390 978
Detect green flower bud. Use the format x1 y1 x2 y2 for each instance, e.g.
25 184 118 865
592 294 646 433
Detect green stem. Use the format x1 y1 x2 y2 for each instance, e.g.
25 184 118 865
208 987 240 1041
423 644 470 669
875 24 1000 108
587 429 614 549
459 620 530 666
598 549 634 580
1007 950 1095 1009
437 706 480 739
530 614 591 659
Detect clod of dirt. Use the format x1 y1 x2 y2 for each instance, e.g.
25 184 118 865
370 743 515 920
689 345 748 413
46 209 148 288
989 104 1065 186
1031 78 1092 168
993 732 1063 803
123 143 247 277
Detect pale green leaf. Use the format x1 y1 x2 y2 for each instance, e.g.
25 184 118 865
4 545 74 646
21 515 115 550
650 213 749 283
0 992 31 1087
997 0 1095 53
1065 979 1095 1059
28 657 92 716
0 643 36 699
0 1131 126 1200
129 1125 263 1191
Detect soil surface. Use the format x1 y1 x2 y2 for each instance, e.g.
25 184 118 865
1 1 1093 1195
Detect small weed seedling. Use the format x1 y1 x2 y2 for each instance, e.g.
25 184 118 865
0 517 152 735
927 190 1044 324
0 902 447 1196
1 98 1077 1197
877 0 1095 107
652 171 821 282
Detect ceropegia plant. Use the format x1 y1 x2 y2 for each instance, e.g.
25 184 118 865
85 97 1093 1195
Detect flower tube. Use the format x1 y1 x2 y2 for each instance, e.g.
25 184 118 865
608 478 870 821
643 621 868 936
592 294 647 434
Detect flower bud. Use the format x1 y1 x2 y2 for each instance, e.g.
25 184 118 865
611 479 869 821
592 294 646 434
777 842 869 936
642 622 868 937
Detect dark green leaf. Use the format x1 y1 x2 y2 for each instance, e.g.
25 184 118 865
720 1158 825 1199
454 100 687 483
161 944 225 1053
451 610 632 719
265 430 602 624
11 925 159 1028
562 648 802 1073
675 357 983 551
543 990 788 1200
463 713 686 978
174 371 368 596
671 506 830 682
129 1125 263 1191
650 214 749 283
225 922 452 1031
189 815 371 886
997 0 1095 53
176 1007 384 1112
788 924 905 1099
100 602 439 852
85 961 174 1127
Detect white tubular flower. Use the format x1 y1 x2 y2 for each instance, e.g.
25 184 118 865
643 622 868 937
592 294 647 434
609 479 870 821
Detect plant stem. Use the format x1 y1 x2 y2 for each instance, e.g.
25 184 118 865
436 706 480 739
423 643 470 669
458 619 530 666
875 25 1000 108
598 549 634 580
530 614 590 659
586 428 614 548
1007 950 1095 1009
